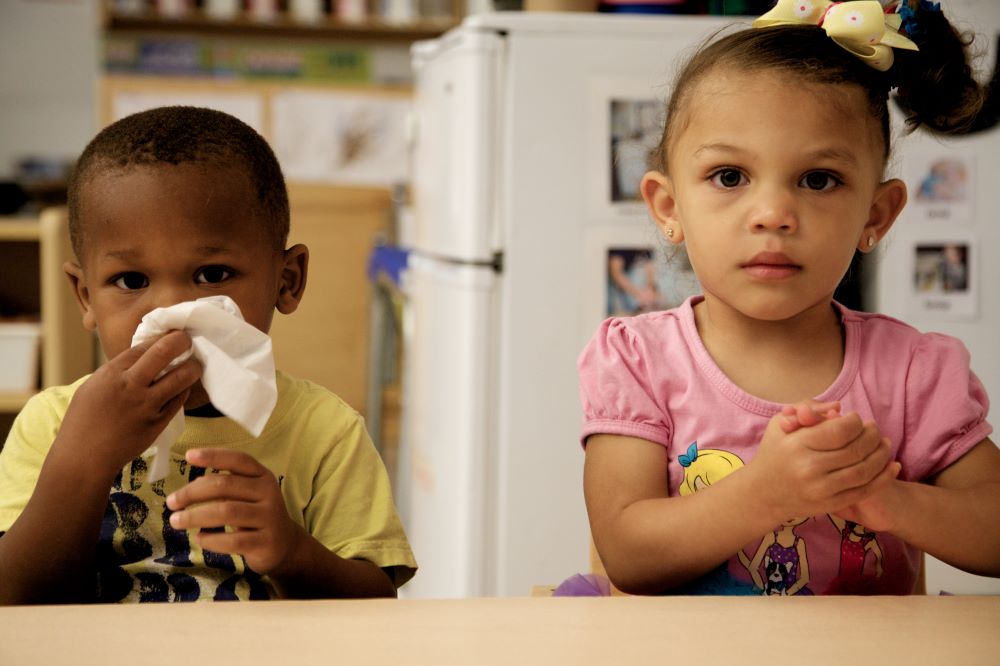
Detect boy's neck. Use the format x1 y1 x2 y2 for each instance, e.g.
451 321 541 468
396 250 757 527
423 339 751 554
184 403 224 418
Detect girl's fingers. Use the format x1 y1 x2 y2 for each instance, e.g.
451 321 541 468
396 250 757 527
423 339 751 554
825 436 892 494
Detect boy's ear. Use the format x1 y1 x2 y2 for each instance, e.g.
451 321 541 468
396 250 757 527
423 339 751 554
64 261 97 331
860 178 907 252
640 171 684 244
276 243 309 315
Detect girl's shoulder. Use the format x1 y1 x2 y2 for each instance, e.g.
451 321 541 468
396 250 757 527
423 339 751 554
838 304 975 372
593 298 696 346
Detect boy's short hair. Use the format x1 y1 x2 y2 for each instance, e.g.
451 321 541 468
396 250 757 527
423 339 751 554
67 106 290 257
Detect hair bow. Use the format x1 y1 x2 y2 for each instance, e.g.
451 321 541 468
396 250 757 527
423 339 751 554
752 0 919 72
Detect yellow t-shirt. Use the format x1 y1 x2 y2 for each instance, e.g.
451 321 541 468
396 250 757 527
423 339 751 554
0 371 416 602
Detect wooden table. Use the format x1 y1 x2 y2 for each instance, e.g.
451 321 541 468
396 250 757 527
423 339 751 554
2 596 998 664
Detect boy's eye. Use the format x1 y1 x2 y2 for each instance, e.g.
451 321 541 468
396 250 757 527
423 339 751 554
710 168 746 188
113 272 148 290
196 266 233 284
801 172 841 191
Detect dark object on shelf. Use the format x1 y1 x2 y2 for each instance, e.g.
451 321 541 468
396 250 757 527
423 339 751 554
0 183 30 216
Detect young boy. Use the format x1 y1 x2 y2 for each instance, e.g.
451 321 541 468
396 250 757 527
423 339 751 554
0 106 416 603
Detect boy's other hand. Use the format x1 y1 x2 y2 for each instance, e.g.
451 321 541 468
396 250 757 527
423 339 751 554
166 448 305 576
58 330 202 476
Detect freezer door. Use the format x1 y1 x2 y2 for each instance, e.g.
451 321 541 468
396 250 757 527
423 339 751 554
397 254 499 598
410 31 502 262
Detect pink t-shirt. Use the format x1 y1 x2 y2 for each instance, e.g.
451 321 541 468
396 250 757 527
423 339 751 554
578 296 992 595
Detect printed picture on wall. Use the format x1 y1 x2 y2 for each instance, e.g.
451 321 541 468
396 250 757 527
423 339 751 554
908 240 978 320
606 247 699 318
904 153 974 224
609 99 661 203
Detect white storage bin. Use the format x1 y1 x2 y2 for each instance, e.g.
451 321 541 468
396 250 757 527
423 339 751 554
0 321 41 392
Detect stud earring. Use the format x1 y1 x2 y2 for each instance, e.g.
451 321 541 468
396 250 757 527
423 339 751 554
867 235 875 248
667 228 675 239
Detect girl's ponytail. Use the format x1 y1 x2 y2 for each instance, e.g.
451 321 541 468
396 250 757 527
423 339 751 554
891 0 988 135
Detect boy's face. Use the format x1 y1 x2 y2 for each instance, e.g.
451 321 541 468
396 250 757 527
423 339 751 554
67 163 303 406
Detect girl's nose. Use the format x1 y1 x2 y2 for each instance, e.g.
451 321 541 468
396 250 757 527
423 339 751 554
746 187 799 234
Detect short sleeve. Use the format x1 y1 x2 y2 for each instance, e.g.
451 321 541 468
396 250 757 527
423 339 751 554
0 391 63 532
898 333 992 480
304 409 417 587
577 317 671 447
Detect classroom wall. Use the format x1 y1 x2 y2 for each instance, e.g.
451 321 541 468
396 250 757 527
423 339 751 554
0 0 100 179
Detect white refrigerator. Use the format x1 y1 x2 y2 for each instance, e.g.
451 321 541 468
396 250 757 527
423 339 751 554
397 12 725 598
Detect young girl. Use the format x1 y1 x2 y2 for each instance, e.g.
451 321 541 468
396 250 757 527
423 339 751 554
578 0 1000 596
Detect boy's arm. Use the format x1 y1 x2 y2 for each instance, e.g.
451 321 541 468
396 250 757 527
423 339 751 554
585 411 894 595
840 438 1000 577
0 440 120 603
0 332 201 604
167 448 398 599
265 525 397 599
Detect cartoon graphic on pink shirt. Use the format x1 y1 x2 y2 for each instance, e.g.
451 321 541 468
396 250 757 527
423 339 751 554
823 515 885 594
739 517 814 595
673 443 757 595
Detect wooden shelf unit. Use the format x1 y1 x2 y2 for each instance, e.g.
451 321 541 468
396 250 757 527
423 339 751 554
103 5 461 42
0 209 96 416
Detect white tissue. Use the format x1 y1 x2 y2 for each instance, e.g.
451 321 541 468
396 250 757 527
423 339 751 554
130 295 277 482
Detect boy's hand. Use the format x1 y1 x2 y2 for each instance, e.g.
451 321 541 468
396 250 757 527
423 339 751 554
166 448 305 575
750 404 898 524
57 330 202 476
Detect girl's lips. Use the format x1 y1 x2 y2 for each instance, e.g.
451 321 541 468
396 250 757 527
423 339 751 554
742 252 801 279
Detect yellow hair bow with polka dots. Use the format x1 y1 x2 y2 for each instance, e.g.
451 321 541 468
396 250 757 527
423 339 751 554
753 0 919 71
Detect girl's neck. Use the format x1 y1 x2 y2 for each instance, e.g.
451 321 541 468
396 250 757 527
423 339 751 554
693 296 845 404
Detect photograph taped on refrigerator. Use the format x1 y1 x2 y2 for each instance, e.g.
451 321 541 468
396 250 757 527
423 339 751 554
606 247 698 318
588 79 666 218
907 237 979 321
582 224 700 343
609 99 660 203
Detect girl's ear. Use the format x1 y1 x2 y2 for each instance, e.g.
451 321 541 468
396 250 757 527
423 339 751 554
276 243 309 315
640 171 684 244
860 178 907 252
64 261 97 331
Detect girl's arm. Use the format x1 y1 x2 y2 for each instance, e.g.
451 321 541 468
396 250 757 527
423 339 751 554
585 411 894 594
843 438 1000 577
585 434 776 594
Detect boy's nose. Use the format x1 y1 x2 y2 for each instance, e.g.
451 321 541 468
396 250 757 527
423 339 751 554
746 186 799 234
151 285 196 311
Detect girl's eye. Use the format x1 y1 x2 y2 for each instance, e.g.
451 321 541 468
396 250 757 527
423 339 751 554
196 266 233 284
113 272 148 290
710 169 746 188
801 172 841 191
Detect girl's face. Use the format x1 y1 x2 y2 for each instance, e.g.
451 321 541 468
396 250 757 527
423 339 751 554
643 69 906 324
